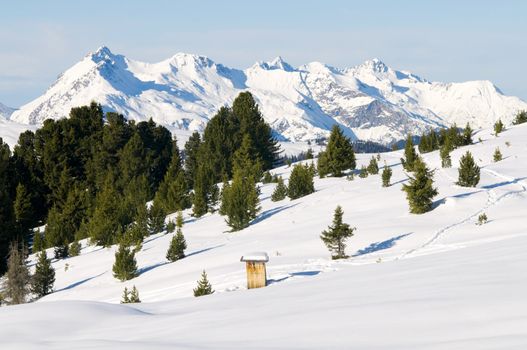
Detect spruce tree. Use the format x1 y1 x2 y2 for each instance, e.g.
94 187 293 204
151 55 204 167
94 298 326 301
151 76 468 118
155 149 189 213
121 287 130 304
513 110 527 125
193 270 214 297
457 151 480 187
31 251 55 298
288 164 315 199
32 230 44 253
148 200 166 235
166 214 187 262
402 158 438 214
367 156 379 175
271 176 288 202
13 183 32 240
493 147 503 162
112 243 138 282
184 132 202 189
358 165 368 178
381 164 392 187
129 285 141 303
69 240 81 257
317 125 355 177
494 119 504 136
440 137 453 168
461 123 473 145
320 206 355 259
401 135 418 171
3 242 30 304
221 136 261 231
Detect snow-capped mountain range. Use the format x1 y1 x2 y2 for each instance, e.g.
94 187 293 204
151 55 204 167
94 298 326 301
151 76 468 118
5 46 527 145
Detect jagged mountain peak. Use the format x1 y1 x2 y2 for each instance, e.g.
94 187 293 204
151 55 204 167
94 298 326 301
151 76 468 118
6 48 527 146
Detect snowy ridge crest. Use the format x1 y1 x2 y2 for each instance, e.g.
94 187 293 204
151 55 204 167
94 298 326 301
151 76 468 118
8 47 527 145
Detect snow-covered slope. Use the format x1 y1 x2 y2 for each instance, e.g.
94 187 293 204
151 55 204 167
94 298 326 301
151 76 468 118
0 102 38 147
0 102 15 119
1 123 526 349
9 47 527 145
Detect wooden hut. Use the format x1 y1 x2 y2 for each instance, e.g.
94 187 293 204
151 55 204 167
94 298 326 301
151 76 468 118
240 252 269 289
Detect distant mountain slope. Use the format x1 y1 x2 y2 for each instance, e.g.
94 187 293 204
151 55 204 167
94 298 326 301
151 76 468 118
0 102 15 119
9 47 527 145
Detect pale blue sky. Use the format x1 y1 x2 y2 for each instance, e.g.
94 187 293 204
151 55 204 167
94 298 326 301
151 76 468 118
1 0 526 106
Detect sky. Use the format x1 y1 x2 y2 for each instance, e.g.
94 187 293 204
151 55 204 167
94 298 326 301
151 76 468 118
0 0 526 107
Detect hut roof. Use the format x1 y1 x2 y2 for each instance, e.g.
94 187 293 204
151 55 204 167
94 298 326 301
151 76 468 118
240 252 269 263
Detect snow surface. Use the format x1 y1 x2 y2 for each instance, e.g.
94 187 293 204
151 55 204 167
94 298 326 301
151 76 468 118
1 123 527 349
6 47 527 146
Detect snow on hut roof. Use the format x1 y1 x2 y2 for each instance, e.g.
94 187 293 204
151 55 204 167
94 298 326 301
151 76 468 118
240 252 269 262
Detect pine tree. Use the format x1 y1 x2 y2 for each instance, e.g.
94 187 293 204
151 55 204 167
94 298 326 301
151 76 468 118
493 147 503 162
513 110 527 125
317 125 356 177
32 230 44 253
184 132 202 189
166 225 187 262
112 243 138 282
402 158 438 214
271 176 288 202
461 123 473 145
494 119 504 136
31 251 55 298
166 221 176 233
155 149 189 213
193 270 214 297
221 136 261 231
320 206 355 259
69 240 81 257
13 183 32 240
381 164 392 187
120 287 130 304
129 285 141 303
148 200 166 235
288 164 315 199
457 151 480 187
358 165 368 178
401 135 418 171
440 137 453 168
367 156 379 175
3 242 30 304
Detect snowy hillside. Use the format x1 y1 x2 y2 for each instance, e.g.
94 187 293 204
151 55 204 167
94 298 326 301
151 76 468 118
0 102 15 119
8 47 527 145
1 123 526 348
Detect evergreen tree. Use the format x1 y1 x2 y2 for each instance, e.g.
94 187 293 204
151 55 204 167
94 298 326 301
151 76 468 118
129 285 141 303
221 136 261 231
120 286 130 304
440 137 453 168
493 147 503 162
513 110 527 125
271 176 288 202
148 200 166 235
381 164 392 187
461 123 473 145
192 149 217 217
317 125 356 177
193 270 214 297
288 164 315 199
155 148 189 213
183 132 202 189
320 206 355 259
262 171 274 184
166 228 187 262
88 175 124 247
31 251 55 298
457 151 480 187
367 156 379 175
358 165 368 178
32 230 44 253
112 243 138 282
3 242 30 304
402 158 438 214
494 119 504 136
69 240 81 257
13 183 32 240
401 135 418 171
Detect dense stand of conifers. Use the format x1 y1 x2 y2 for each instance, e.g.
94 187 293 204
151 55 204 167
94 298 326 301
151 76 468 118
0 91 525 305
